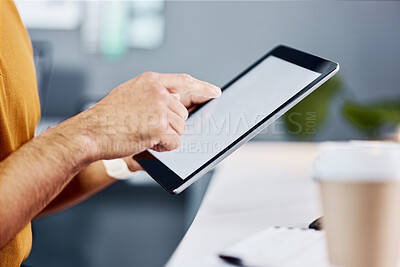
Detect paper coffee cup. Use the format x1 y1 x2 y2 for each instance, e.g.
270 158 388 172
313 142 400 267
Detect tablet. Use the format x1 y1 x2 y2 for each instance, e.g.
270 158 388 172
134 45 339 194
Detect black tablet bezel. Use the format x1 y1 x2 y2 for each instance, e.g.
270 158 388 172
133 45 339 194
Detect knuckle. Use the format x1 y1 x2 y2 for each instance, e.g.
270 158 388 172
151 90 168 104
151 85 167 96
157 88 169 98
153 94 167 105
140 71 159 80
152 125 164 137
153 99 164 107
156 128 164 137
158 116 168 129
155 107 167 118
154 103 163 111
182 73 194 87
201 82 209 93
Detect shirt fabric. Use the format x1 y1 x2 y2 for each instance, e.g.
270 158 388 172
0 0 41 265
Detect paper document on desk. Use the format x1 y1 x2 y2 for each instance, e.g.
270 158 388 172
219 227 330 267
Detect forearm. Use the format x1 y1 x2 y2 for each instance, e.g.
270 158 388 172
37 157 143 218
37 161 116 218
0 116 92 248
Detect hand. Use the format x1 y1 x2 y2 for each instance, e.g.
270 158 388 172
179 89 217 112
75 72 221 162
123 78 220 173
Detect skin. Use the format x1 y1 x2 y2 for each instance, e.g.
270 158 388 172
0 72 221 248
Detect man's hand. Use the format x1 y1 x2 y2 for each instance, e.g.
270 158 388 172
0 72 220 248
121 74 220 172
76 72 221 161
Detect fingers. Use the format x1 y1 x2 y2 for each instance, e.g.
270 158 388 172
171 93 181 100
168 95 189 120
151 102 186 152
154 108 185 152
152 128 181 152
158 73 222 98
179 93 213 110
168 110 186 135
134 72 220 153
189 94 213 105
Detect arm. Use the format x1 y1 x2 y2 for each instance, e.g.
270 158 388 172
36 160 116 219
0 72 221 248
36 77 219 219
36 159 142 218
0 120 92 248
37 75 219 219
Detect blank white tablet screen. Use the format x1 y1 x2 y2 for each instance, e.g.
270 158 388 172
150 56 321 178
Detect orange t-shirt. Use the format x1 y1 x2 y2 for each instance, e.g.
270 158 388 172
0 0 41 265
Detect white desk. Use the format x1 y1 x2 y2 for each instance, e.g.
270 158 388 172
167 142 322 267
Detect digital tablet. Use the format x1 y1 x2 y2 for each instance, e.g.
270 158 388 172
134 45 339 194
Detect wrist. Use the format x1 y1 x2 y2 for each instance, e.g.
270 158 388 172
53 115 98 169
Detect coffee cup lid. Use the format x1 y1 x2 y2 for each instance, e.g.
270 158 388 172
313 142 400 182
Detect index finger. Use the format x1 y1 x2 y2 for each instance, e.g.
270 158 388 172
158 73 222 98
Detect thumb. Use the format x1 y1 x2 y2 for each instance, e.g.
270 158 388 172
123 157 144 172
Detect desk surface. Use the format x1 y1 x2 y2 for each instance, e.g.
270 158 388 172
167 142 322 267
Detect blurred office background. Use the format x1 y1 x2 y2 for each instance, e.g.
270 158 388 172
16 1 400 266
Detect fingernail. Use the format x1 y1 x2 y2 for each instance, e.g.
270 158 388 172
210 84 222 97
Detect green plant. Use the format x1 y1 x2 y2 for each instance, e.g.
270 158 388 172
343 100 400 138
